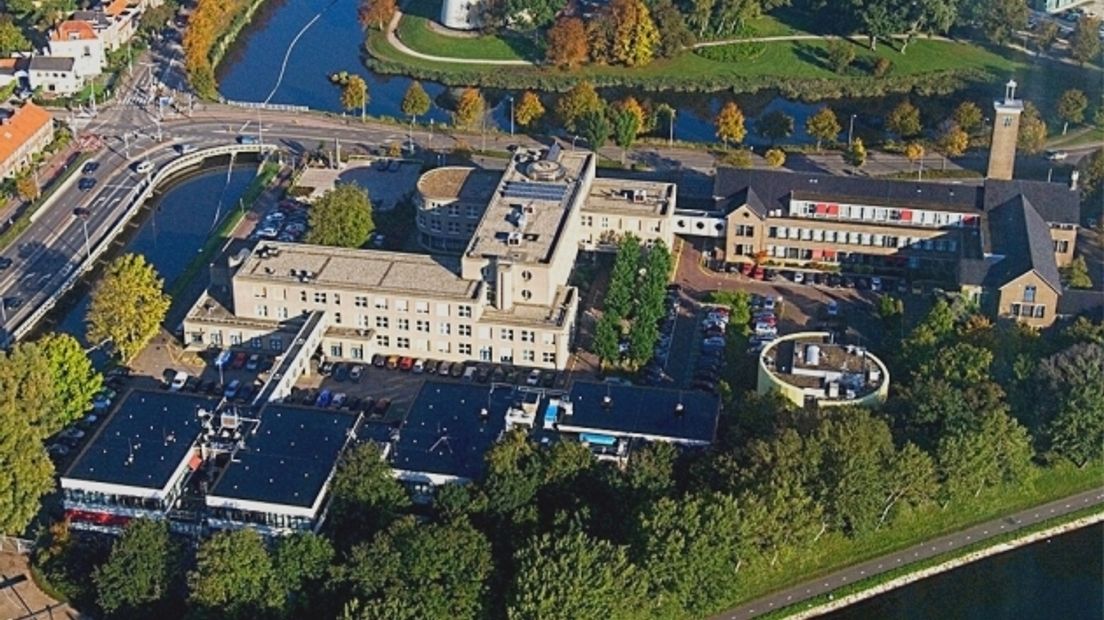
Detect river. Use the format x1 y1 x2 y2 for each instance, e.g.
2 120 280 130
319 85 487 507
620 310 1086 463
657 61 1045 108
826 523 1104 620
53 165 258 346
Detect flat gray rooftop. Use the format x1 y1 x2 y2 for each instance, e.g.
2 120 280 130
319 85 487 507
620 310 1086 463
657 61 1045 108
585 178 675 217
465 147 592 265
237 242 480 300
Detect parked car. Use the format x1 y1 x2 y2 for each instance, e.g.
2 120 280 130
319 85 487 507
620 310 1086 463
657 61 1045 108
424 360 439 375
826 300 840 317
237 135 259 145
176 143 198 155
349 364 364 382
246 354 261 371
183 376 201 392
315 389 333 408
438 361 452 376
1045 150 1069 161
386 355 400 370
399 356 415 371
413 359 426 374
870 276 883 292
373 398 392 415
48 443 70 457
231 351 248 369
333 392 348 408
81 161 100 175
237 384 255 403
463 365 479 382
792 271 806 284
372 354 386 368
526 369 541 386
541 372 556 388
333 363 350 381
476 364 492 383
224 379 241 399
170 371 188 391
450 362 465 378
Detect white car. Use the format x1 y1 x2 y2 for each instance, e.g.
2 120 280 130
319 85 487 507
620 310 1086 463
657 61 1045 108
170 370 188 391
792 272 805 284
526 369 541 386
870 277 883 292
1045 150 1069 161
134 160 154 174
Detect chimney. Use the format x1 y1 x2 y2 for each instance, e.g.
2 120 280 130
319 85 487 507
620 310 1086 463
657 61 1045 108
1070 170 1080 192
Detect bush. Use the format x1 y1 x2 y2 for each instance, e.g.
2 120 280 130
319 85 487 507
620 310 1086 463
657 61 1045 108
872 57 893 77
693 43 767 63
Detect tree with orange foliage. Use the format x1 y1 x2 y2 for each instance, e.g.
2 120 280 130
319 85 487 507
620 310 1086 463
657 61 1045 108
359 0 397 30
546 17 588 69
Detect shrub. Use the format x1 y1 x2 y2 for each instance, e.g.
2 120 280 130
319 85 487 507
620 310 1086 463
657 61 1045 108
873 57 892 78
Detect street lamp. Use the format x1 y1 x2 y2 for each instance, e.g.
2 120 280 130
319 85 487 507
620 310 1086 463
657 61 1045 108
668 108 676 147
507 96 515 137
571 135 579 151
847 114 857 146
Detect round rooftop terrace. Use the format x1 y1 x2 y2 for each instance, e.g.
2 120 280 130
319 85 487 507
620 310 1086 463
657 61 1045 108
757 331 889 408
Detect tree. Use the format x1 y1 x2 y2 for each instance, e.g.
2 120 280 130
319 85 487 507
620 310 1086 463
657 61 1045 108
556 81 602 133
651 0 695 58
38 333 102 434
633 494 743 617
847 137 867 167
306 184 375 249
94 519 181 617
814 409 899 534
339 74 368 118
610 0 660 67
937 123 969 159
15 172 37 201
887 100 922 138
687 0 715 37
188 529 281 620
1061 255 1093 289
332 517 492 620
579 109 611 151
358 0 396 30
0 19 30 55
1079 148 1104 199
508 529 645 620
613 97 648 133
605 234 641 318
1034 21 1060 55
757 110 794 143
0 401 53 535
1018 102 1048 155
715 102 746 149
904 141 925 164
87 254 170 363
514 91 545 128
1057 89 1088 135
272 533 334 615
453 88 486 131
400 81 431 123
806 106 841 151
825 38 855 73
937 410 1034 503
896 0 957 53
1070 16 1102 66
612 107 641 164
953 101 983 134
879 442 938 526
328 442 411 544
594 312 621 365
1036 343 1104 466
764 148 786 168
546 17 588 69
964 0 1027 45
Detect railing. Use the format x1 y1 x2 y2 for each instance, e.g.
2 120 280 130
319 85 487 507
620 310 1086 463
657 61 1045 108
225 99 310 113
8 143 276 344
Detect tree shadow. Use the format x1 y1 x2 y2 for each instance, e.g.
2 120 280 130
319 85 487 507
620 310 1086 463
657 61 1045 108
793 42 831 72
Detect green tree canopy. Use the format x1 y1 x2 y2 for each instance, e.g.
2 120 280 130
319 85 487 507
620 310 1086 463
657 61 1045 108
400 81 431 121
612 107 641 163
306 183 375 248
579 109 611 150
0 400 53 535
0 19 30 55
557 81 603 134
508 528 646 620
953 101 983 133
1070 16 1102 65
1057 89 1088 134
94 519 182 617
188 529 281 620
806 106 841 150
39 333 102 434
87 253 170 362
1036 343 1104 466
887 100 922 137
757 110 794 143
328 442 411 544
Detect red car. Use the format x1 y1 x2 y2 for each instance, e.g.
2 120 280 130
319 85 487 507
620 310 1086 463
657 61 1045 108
231 351 248 369
752 266 765 280
740 262 754 276
399 356 414 371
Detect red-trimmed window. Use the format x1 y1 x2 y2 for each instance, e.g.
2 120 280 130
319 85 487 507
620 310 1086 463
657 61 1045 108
826 204 840 216
899 209 913 222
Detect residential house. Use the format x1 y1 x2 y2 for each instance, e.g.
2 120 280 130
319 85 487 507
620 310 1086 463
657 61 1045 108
0 101 54 179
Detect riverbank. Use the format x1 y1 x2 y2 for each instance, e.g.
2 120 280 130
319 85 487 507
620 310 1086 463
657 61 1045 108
787 507 1104 619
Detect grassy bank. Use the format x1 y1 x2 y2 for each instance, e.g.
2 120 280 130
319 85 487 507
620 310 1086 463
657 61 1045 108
210 0 269 70
0 152 91 251
369 28 1016 97
719 461 1103 615
166 161 279 298
761 503 1104 620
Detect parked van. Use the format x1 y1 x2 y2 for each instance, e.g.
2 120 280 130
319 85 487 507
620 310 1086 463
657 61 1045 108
176 143 197 155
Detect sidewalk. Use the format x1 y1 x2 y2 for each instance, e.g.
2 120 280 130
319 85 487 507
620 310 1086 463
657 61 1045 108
0 143 83 226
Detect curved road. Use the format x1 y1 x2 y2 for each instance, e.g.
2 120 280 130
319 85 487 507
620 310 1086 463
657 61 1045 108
709 487 1104 619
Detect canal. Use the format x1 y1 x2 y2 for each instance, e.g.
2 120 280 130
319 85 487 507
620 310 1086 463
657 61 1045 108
826 523 1104 620
52 164 259 346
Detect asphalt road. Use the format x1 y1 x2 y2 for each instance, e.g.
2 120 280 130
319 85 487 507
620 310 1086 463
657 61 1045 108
709 487 1104 619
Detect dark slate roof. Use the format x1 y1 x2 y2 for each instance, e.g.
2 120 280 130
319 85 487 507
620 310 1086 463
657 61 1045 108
714 168 982 215
1057 289 1104 320
982 195 1063 292
64 391 216 491
390 382 511 481
562 382 719 444
29 56 75 71
208 405 357 508
983 178 1080 224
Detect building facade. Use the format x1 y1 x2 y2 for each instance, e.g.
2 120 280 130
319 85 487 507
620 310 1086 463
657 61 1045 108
0 102 54 179
758 332 889 408
47 20 105 79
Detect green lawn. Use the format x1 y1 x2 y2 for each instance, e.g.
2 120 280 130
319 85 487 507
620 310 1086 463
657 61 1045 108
370 28 1020 93
721 461 1104 613
397 0 542 61
1048 126 1104 149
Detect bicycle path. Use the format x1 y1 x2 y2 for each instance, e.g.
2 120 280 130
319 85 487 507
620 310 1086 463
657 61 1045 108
709 487 1104 619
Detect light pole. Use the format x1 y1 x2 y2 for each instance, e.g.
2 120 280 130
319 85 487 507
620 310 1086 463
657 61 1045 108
668 108 676 147
571 135 579 151
847 114 857 146
507 96 515 136
429 119 434 148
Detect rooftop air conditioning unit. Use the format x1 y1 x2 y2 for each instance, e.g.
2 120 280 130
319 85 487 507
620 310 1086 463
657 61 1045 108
507 232 522 246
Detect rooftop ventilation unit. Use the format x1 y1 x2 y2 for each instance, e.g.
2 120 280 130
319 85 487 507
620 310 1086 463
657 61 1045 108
527 159 565 182
507 232 522 246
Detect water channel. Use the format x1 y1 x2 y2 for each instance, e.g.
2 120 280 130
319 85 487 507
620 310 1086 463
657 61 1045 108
53 165 258 346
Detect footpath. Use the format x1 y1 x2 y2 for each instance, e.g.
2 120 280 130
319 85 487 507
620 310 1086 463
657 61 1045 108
709 487 1104 619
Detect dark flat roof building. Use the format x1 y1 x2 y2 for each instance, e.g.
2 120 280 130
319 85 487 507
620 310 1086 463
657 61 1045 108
555 381 719 446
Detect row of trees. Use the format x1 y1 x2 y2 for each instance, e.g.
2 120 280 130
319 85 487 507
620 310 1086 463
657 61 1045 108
60 310 1103 619
593 235 672 367
183 0 257 98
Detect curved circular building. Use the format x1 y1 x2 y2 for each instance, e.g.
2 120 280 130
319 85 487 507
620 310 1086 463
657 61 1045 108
757 331 889 408
415 166 498 253
440 0 483 30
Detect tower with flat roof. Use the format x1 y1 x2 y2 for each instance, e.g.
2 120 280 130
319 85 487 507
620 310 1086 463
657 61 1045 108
987 79 1023 181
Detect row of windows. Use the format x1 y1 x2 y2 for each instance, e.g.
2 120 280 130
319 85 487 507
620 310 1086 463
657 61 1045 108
334 339 556 364
580 215 664 233
251 288 474 318
420 201 483 218
792 200 975 228
1010 303 1046 319
418 216 478 235
767 226 958 253
198 332 285 351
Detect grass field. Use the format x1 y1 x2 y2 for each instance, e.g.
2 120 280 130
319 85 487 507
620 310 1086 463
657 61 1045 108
398 1 542 60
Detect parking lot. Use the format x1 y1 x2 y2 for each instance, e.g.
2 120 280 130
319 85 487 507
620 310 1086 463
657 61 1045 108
334 159 421 212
